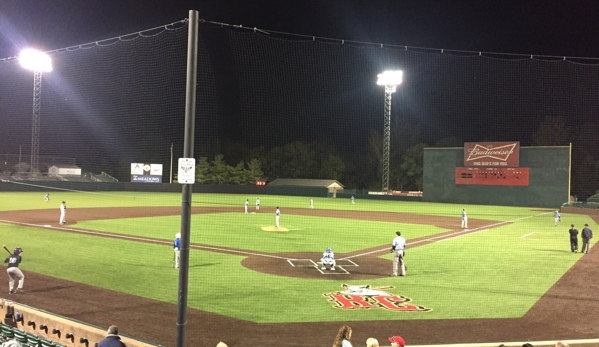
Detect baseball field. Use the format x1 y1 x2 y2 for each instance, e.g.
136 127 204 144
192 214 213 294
0 190 598 347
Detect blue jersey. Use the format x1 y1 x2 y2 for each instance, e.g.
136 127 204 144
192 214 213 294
173 238 181 249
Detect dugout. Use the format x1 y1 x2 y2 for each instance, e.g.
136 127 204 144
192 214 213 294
423 146 570 208
267 179 343 197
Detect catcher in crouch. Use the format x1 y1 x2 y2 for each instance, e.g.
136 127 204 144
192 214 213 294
321 247 336 271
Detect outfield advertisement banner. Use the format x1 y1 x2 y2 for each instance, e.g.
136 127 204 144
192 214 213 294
131 175 162 183
464 142 520 167
131 163 163 183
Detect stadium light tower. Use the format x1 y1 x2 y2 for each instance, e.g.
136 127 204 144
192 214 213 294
376 70 403 194
19 49 52 176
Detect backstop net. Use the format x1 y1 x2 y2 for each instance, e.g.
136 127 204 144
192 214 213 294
1 16 599 347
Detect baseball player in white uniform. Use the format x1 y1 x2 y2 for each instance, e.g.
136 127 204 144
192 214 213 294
461 209 468 228
173 233 181 268
275 207 280 228
321 247 336 270
44 193 49 202
256 198 260 211
310 199 314 208
59 201 67 224
244 199 249 213
391 231 406 276
554 210 561 226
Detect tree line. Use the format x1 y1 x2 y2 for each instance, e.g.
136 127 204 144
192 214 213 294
173 116 598 200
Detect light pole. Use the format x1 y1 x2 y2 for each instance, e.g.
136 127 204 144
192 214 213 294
19 49 52 176
376 70 403 193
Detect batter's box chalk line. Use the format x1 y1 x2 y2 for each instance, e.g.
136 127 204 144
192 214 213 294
287 258 356 275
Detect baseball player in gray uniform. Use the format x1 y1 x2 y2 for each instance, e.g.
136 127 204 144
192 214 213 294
5 248 24 294
390 231 406 276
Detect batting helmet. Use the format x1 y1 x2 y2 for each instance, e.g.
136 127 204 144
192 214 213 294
13 248 22 255
326 247 332 253
396 231 401 236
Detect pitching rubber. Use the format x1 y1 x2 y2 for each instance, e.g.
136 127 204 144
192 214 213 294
261 226 289 232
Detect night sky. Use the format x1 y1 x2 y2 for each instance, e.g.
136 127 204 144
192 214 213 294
2 1 599 60
2 1 599 189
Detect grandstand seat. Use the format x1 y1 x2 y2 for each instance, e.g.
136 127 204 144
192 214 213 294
39 337 55 347
26 332 41 347
0 323 15 339
13 329 28 345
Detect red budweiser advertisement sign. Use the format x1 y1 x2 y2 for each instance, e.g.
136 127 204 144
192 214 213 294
464 142 520 167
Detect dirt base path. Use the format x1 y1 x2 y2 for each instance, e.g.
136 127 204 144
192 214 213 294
1 207 598 347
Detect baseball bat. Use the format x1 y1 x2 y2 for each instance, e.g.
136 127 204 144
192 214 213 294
3 245 11 254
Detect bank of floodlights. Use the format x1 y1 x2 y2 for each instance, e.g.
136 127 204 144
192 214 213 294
19 49 52 176
377 70 403 193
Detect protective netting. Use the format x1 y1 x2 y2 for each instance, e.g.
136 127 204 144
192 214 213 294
3 19 599 347
1 21 598 196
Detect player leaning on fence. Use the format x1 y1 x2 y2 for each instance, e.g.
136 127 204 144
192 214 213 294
390 231 406 277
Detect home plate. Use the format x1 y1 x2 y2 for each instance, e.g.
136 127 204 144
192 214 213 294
262 226 289 232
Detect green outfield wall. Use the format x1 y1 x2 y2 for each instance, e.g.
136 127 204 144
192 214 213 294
423 146 570 208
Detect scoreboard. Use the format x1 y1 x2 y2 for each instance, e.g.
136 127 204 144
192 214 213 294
455 167 529 186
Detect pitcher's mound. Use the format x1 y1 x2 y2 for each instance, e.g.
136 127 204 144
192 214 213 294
262 226 289 232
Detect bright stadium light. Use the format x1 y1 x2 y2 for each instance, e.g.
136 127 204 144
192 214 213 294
377 70 403 193
19 49 53 72
19 49 52 175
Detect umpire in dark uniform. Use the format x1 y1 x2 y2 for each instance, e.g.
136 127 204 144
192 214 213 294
568 224 579 253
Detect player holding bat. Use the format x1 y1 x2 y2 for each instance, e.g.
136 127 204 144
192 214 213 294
3 246 24 294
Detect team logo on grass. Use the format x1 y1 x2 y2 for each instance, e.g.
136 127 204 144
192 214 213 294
323 284 431 312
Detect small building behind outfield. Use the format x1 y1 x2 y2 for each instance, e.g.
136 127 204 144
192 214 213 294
268 179 344 197
49 165 82 177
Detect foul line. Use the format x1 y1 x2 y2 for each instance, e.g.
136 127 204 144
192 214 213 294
0 211 553 263
0 219 291 260
340 211 551 260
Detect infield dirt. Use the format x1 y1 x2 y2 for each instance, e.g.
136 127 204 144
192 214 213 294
1 207 599 347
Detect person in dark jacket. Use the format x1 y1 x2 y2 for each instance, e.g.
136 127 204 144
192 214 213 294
581 224 594 254
98 325 126 347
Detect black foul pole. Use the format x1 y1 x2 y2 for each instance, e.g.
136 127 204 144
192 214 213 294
176 9 198 347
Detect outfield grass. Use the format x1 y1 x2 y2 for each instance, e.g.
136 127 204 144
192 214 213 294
0 191 595 323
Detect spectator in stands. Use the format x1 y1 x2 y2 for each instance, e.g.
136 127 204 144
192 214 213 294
366 338 379 347
388 336 405 347
333 325 352 347
98 325 126 347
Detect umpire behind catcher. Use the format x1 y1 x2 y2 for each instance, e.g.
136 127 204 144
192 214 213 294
390 231 406 277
